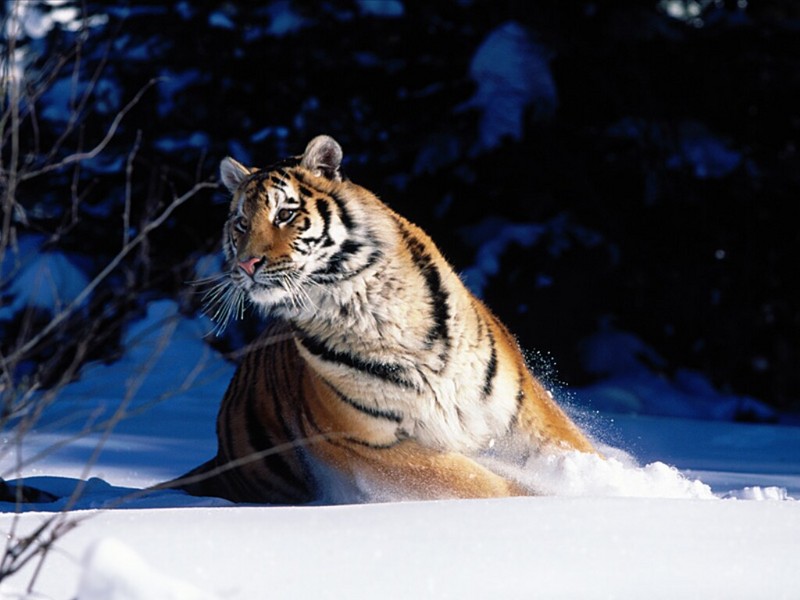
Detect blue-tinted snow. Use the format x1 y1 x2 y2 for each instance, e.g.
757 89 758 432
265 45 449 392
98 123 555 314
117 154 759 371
459 217 547 297
608 118 743 179
356 0 405 18
0 233 45 284
412 133 463 175
112 34 159 62
1 300 233 483
82 154 125 175
103 5 168 19
459 214 603 297
39 76 88 124
261 1 308 38
5 0 99 40
574 324 776 421
466 22 557 151
666 121 743 179
208 10 235 30
0 240 90 320
157 69 206 118
154 131 210 153
249 126 290 144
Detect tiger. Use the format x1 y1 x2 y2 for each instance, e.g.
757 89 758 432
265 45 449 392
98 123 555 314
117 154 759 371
173 134 596 504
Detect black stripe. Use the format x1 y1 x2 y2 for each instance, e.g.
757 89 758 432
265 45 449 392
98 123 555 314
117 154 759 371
217 341 308 502
292 172 354 232
270 174 287 187
396 221 450 350
298 197 334 248
266 157 301 172
324 378 404 423
244 400 297 490
341 436 402 450
296 331 416 390
315 197 335 247
310 249 383 283
264 349 313 493
316 197 331 232
515 368 526 412
481 329 498 401
242 374 305 496
218 352 253 461
300 394 400 451
330 191 354 230
217 365 258 500
312 239 363 277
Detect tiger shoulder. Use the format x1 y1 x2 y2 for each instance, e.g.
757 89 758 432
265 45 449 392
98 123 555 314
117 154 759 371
173 134 596 504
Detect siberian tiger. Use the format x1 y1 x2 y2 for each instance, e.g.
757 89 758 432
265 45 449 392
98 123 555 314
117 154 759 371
175 135 595 504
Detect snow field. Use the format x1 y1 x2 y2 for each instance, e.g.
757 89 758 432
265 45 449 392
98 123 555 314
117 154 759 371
1 495 797 600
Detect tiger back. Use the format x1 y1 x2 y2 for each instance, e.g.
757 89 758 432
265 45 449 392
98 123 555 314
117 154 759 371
174 135 596 503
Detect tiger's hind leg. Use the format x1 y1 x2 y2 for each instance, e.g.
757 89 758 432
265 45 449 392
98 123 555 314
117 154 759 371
513 368 597 455
165 458 230 500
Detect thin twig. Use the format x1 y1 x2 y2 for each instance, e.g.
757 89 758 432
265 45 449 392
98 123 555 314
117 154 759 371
123 130 142 248
4 179 217 365
18 77 163 183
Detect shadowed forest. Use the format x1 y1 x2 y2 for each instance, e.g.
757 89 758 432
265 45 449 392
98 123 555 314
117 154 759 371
2 0 798 419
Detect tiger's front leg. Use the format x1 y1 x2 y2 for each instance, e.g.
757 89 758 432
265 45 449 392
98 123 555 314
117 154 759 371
300 373 529 501
309 435 530 501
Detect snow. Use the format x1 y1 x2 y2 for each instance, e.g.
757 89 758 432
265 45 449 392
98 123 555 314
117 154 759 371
356 0 405 18
459 215 604 298
460 217 546 297
1 299 799 599
0 248 90 319
466 22 558 150
78 538 215 600
575 323 777 421
260 1 308 38
5 497 800 599
608 118 744 180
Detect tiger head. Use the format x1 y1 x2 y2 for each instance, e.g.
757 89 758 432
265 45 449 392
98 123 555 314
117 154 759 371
207 135 380 328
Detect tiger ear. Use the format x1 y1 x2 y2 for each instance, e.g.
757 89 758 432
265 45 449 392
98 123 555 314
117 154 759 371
301 135 343 181
220 157 252 193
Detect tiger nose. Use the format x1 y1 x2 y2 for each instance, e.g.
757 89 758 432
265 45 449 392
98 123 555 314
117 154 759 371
238 256 264 276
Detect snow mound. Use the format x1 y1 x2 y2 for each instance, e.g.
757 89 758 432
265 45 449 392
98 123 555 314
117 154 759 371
724 486 793 501
78 538 218 600
483 445 716 499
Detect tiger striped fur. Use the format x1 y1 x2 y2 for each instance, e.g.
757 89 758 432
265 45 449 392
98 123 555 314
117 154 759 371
176 135 596 503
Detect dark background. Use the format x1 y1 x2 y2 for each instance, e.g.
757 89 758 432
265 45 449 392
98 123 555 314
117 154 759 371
3 1 798 418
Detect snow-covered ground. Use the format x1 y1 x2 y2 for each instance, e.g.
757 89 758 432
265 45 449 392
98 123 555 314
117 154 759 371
1 300 798 599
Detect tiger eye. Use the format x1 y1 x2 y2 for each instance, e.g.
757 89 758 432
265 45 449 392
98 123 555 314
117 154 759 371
276 208 295 224
233 215 248 232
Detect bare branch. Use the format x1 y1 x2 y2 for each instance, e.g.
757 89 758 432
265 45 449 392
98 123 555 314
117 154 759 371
17 77 163 183
4 179 217 366
123 130 143 248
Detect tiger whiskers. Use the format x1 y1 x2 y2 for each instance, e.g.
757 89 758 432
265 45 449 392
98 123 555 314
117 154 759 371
195 274 248 336
281 272 317 314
